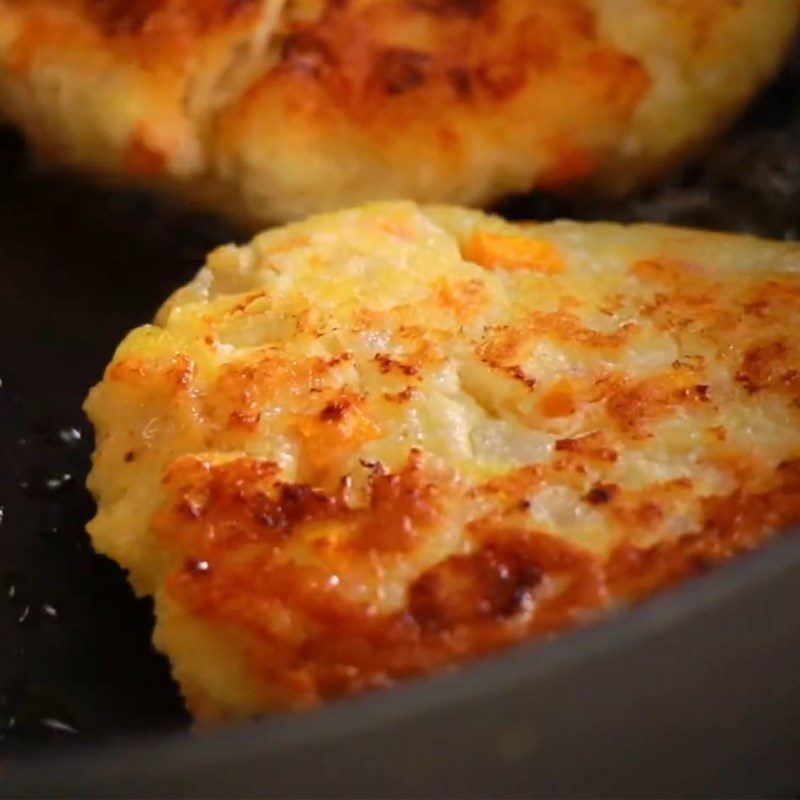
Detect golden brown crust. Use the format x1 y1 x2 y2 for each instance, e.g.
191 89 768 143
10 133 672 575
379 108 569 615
1 1 798 222
4 0 264 56
153 451 800 710
84 0 260 37
85 203 800 717
259 1 647 124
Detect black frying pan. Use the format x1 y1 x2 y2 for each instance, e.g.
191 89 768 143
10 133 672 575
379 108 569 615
1 39 800 799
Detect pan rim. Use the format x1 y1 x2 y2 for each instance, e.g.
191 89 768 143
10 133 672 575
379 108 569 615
4 520 800 794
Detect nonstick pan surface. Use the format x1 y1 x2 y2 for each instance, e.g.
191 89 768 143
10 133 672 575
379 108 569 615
2 39 800 799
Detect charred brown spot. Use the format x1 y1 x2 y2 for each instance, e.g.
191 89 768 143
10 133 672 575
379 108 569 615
87 0 256 36
263 483 341 532
326 353 354 368
778 458 800 479
383 387 416 404
123 450 136 463
743 280 800 320
679 384 710 402
356 454 445 551
282 32 336 76
503 364 537 389
584 483 618 505
475 61 526 101
230 292 266 314
555 432 618 463
161 452 446 559
480 314 635 368
372 48 432 95
374 353 420 377
410 0 492 18
320 398 351 423
86 0 161 35
736 340 797 394
447 66 474 98
408 542 542 632
605 371 709 438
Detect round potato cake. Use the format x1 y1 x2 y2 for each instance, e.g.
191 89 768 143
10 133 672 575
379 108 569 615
85 202 800 719
1 1 799 224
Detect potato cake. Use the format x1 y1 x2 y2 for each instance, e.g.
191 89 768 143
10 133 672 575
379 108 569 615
85 203 800 719
1 1 798 224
